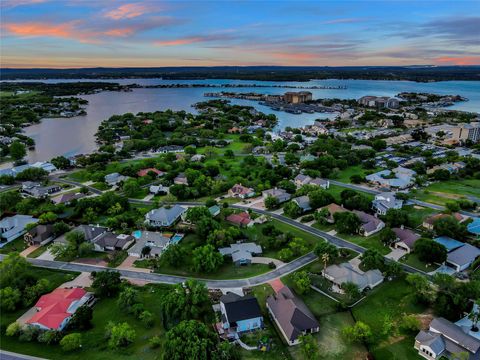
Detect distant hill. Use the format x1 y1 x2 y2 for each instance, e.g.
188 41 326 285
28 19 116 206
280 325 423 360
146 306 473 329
1 65 479 82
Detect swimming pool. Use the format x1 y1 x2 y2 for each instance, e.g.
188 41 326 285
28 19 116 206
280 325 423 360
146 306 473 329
133 230 142 239
170 233 184 244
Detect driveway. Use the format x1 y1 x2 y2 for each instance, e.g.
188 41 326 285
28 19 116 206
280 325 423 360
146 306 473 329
20 245 39 258
117 256 151 273
385 248 407 261
61 272 93 288
36 249 55 261
251 257 285 268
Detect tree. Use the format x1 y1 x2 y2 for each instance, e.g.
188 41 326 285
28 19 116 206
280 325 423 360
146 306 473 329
123 179 140 197
185 206 211 223
433 216 467 239
0 191 21 213
159 280 209 326
162 320 217 360
308 190 334 209
342 321 373 344
53 222 70 236
350 174 364 184
60 333 82 352
161 244 186 267
118 286 139 312
91 271 121 297
284 201 302 218
51 156 71 169
139 310 154 328
372 139 387 151
342 282 361 302
292 271 311 294
106 322 136 349
0 253 31 290
380 227 397 246
384 209 409 227
414 238 447 264
400 314 421 333
192 244 223 273
334 212 360 235
39 211 58 224
264 195 279 210
406 273 435 304
360 249 384 271
9 141 26 161
69 305 93 330
314 240 338 273
0 287 21 311
298 334 319 360
5 322 21 337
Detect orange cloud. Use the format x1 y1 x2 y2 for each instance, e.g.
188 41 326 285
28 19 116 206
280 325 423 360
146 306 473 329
155 37 202 46
104 3 149 20
104 28 135 37
3 22 75 38
435 56 480 65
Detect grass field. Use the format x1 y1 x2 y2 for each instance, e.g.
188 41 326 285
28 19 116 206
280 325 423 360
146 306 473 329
334 165 382 184
340 230 391 255
352 277 427 359
0 237 28 254
400 253 438 272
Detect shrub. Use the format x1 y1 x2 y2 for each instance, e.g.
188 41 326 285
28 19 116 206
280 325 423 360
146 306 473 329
149 335 162 349
60 333 82 352
5 322 21 337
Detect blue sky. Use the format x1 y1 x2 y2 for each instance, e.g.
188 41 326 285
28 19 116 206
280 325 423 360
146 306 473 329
1 0 479 68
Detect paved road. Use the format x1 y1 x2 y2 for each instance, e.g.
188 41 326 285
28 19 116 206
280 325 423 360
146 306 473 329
0 252 317 289
0 350 46 360
329 179 478 217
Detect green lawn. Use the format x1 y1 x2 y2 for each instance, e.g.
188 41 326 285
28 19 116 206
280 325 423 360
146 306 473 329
0 237 27 254
1 283 174 360
334 165 382 184
404 205 437 229
26 246 48 258
340 230 391 255
400 253 438 272
425 179 480 199
325 183 374 203
352 277 428 358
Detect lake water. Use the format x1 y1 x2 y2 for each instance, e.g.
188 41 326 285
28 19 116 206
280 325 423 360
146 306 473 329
11 78 480 162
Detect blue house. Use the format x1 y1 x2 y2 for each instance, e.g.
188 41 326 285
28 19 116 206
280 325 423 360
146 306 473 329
220 292 263 337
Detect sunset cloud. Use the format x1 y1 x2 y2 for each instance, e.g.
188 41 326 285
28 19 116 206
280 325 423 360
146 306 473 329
3 21 76 38
435 56 480 65
104 3 150 20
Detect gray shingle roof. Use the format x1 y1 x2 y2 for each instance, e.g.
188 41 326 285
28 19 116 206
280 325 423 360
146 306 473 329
430 317 480 354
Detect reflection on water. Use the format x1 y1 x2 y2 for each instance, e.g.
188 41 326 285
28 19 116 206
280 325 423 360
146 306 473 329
21 78 480 162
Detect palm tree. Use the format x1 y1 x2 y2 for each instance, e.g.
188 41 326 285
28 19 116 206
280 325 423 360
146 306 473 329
321 253 330 276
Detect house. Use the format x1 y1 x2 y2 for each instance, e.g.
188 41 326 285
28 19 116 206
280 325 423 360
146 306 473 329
322 262 384 292
21 182 62 198
318 203 349 223
145 205 186 227
208 205 221 217
149 184 169 195
266 286 319 346
365 167 416 189
137 168 164 177
24 224 55 246
219 242 262 265
156 145 184 153
434 236 465 252
219 292 263 337
427 162 466 175
262 188 291 203
92 232 135 252
190 154 205 162
423 213 466 230
294 174 330 189
372 192 403 215
228 184 255 199
73 225 108 244
294 174 312 187
393 227 421 253
414 317 480 360
0 215 39 243
128 231 171 258
173 173 188 185
309 178 330 189
353 210 385 237
104 173 128 186
292 196 311 212
25 288 94 331
51 192 86 205
446 243 480 272
226 212 253 227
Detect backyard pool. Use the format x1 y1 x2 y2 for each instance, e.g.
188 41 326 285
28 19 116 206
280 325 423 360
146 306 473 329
133 230 142 239
170 234 184 244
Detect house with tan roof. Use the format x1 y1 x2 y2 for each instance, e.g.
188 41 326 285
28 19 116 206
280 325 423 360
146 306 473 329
228 183 255 199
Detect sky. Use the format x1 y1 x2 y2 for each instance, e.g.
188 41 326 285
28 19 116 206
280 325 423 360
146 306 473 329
1 0 479 68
